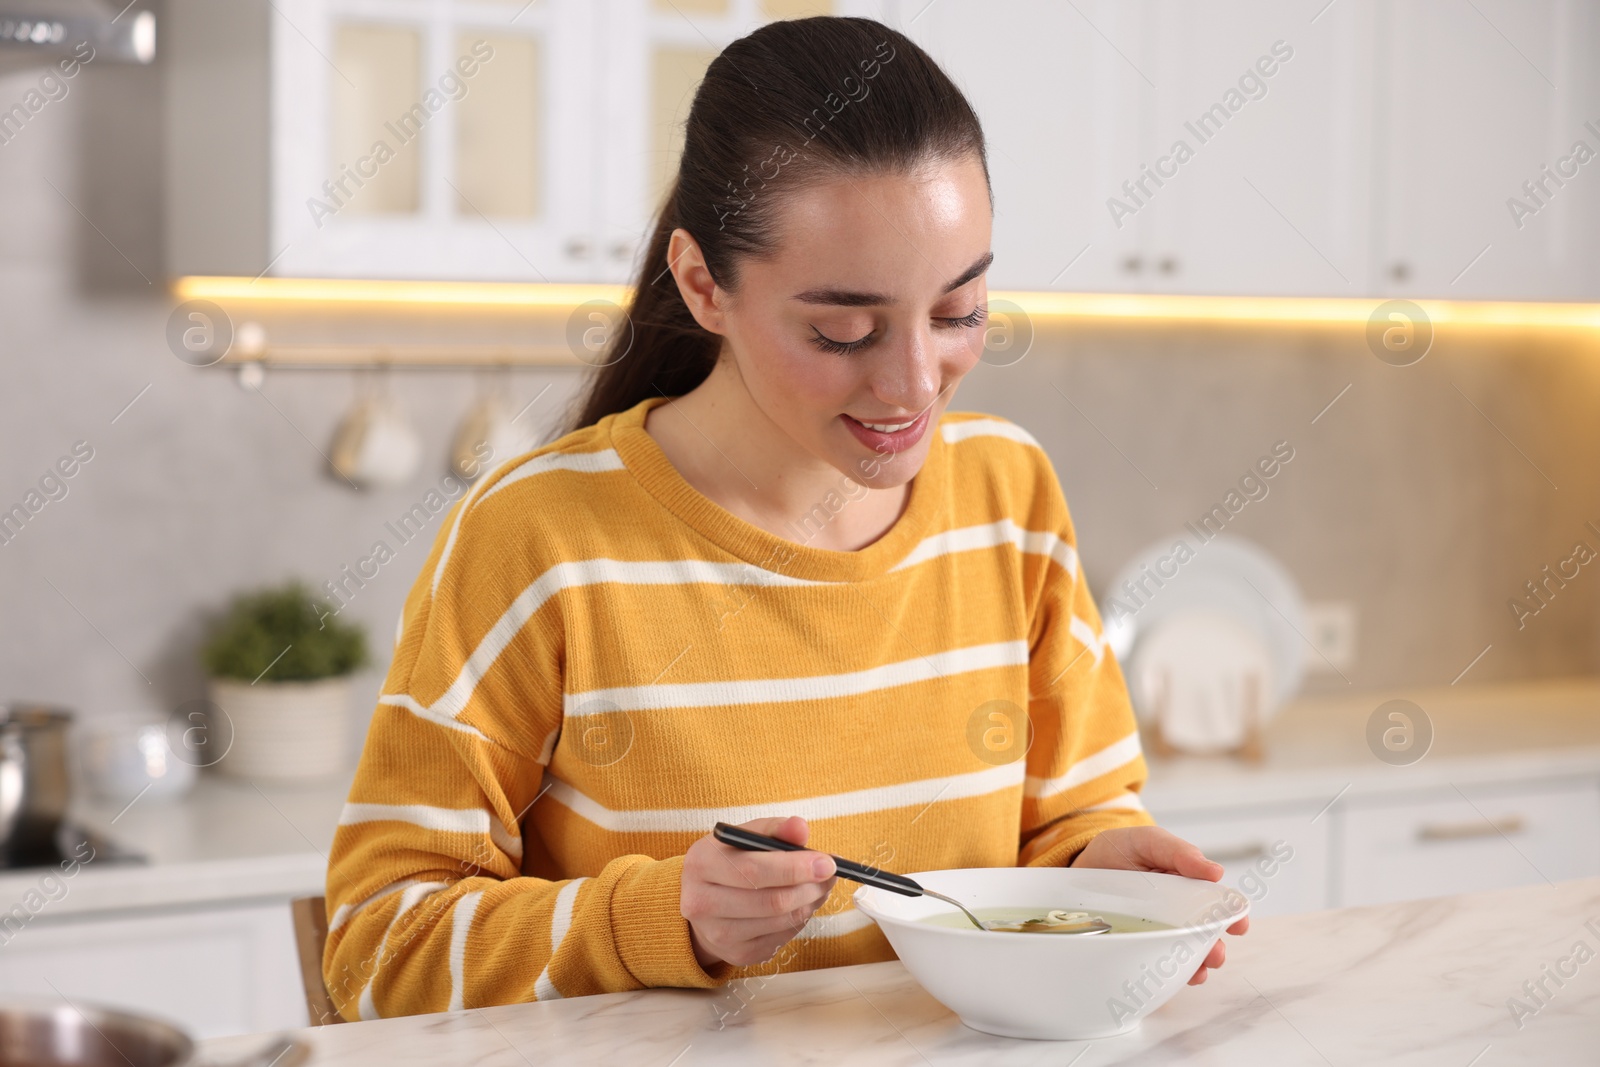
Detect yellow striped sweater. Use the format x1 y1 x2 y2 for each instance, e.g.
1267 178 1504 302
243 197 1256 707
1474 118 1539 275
323 396 1152 1021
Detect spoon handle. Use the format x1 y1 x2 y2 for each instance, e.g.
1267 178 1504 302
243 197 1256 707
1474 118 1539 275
712 822 925 898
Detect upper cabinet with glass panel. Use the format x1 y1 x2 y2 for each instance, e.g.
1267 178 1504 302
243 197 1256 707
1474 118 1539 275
166 0 880 283
167 0 596 281
165 0 1600 298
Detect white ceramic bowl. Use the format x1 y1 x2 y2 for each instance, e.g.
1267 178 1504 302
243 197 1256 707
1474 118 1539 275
854 867 1249 1040
78 719 197 802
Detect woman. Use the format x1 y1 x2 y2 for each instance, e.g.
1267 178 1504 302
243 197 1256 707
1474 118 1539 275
323 16 1246 1021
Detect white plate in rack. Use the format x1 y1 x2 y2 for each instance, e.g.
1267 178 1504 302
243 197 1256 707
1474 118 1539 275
1098 534 1309 722
1131 608 1277 751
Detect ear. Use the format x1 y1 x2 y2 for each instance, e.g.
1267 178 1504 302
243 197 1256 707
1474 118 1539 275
666 228 727 336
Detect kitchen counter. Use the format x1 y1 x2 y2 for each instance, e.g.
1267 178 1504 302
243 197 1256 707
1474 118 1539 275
1141 676 1600 813
0 770 354 917
9 676 1598 919
197 875 1600 1065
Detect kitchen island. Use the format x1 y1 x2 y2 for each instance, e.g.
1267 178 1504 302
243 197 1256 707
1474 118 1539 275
201 876 1600 1065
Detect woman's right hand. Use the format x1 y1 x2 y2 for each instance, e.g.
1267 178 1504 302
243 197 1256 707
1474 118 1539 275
681 815 837 969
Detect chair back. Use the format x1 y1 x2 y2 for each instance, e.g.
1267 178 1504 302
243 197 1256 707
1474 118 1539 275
290 895 344 1026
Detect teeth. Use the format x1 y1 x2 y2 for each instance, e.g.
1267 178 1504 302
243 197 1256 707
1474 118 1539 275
860 417 916 433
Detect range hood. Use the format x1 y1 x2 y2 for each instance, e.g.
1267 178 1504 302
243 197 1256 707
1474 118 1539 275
0 0 154 64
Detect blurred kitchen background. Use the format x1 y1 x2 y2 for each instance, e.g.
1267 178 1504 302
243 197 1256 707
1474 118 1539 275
2 0 1600 1042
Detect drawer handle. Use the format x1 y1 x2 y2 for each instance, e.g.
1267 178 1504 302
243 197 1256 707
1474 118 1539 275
1203 843 1268 863
1416 815 1525 842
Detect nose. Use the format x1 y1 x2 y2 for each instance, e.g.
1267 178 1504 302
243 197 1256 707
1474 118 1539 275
869 322 941 414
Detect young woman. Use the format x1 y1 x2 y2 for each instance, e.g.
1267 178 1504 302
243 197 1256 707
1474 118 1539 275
324 16 1246 1021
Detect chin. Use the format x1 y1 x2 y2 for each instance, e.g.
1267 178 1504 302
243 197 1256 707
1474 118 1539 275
836 438 930 490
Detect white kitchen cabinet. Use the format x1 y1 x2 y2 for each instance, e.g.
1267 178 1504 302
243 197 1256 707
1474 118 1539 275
1153 804 1333 918
167 0 600 281
900 0 1148 293
1337 777 1600 908
909 0 1600 300
1369 0 1600 300
166 0 888 282
1136 0 1377 297
1154 774 1600 917
0 898 306 1039
165 0 1600 298
902 0 1380 296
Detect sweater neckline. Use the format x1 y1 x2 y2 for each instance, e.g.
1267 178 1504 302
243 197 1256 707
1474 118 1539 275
608 396 948 584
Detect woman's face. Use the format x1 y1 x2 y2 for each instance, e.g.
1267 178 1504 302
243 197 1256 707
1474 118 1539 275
699 155 993 490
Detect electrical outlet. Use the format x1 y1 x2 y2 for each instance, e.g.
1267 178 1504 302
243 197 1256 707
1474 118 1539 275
1303 601 1357 673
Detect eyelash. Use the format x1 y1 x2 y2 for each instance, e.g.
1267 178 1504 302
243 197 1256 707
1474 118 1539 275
807 305 988 355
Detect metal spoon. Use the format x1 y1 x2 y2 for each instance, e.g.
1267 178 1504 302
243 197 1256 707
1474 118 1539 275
712 822 1112 935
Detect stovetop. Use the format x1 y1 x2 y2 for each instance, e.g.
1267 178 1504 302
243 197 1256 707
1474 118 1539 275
0 823 145 872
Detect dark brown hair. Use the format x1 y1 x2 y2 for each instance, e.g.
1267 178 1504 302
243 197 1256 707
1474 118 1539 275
569 16 989 431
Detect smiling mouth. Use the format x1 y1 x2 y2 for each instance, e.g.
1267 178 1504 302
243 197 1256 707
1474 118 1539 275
853 417 919 433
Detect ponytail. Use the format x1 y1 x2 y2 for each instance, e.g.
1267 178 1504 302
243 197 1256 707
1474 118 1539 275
569 183 721 430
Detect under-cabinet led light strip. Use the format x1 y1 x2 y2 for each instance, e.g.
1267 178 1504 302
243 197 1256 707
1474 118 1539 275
172 276 1600 330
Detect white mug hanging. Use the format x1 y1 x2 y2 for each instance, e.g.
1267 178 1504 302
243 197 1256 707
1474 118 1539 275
329 369 423 489
451 370 534 481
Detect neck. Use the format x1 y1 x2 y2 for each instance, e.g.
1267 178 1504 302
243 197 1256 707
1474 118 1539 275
644 358 909 552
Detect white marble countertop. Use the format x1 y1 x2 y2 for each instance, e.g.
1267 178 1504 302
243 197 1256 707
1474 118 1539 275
198 875 1600 1065
1141 676 1600 814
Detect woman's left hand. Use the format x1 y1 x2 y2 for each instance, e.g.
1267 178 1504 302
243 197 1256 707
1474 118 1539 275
1070 825 1250 985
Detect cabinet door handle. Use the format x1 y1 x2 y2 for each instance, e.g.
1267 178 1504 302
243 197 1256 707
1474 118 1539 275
1416 814 1525 842
565 239 592 260
1157 256 1179 275
1203 842 1267 863
1121 255 1143 274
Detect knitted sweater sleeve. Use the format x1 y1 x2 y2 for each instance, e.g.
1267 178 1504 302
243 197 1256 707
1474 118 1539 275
322 496 730 1022
1013 455 1155 868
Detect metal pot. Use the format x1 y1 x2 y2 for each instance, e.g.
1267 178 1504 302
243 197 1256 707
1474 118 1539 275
0 999 192 1066
0 705 72 859
0 998 305 1067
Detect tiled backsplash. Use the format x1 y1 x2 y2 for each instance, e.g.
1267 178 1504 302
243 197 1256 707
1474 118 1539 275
959 322 1600 694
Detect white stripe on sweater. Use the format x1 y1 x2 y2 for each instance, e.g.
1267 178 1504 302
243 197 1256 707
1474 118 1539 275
941 418 1040 448
564 640 1028 716
429 558 824 721
1082 791 1145 813
329 877 431 935
357 880 450 1021
376 694 490 741
429 455 514 597
543 761 1024 833
340 803 490 835
474 449 626 509
533 878 588 1001
447 889 484 1012
1024 732 1144 800
339 803 522 863
1069 615 1109 666
488 816 524 862
892 519 1080 577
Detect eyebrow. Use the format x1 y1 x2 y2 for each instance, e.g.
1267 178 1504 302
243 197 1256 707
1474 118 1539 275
791 251 994 307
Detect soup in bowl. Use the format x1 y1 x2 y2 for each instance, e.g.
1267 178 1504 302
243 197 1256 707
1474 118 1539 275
853 866 1249 1040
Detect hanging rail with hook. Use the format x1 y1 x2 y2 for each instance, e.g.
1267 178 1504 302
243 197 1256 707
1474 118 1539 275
215 343 588 370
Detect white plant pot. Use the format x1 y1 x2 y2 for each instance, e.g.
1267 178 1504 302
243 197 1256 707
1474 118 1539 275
208 677 352 782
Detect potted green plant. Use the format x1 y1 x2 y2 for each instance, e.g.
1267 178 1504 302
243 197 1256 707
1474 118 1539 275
202 581 368 781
